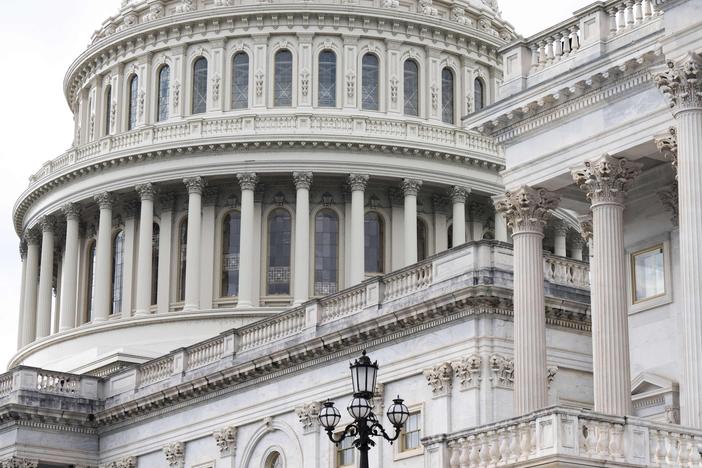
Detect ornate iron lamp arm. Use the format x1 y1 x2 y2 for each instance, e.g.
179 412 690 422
369 420 402 443
324 422 358 445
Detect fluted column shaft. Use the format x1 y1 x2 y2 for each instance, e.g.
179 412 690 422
349 174 369 285
497 186 559 415
93 193 114 321
450 187 468 247
135 184 156 316
237 173 258 308
293 172 312 304
402 179 422 267
21 234 40 346
183 177 204 312
17 244 27 348
60 204 80 331
36 217 55 338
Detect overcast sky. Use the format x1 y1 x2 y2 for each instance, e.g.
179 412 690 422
0 0 590 371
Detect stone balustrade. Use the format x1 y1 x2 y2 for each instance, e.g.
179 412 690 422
0 367 99 401
137 356 174 388
439 406 702 467
543 254 590 289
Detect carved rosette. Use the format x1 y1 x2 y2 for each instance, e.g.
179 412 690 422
294 401 322 434
213 425 238 457
61 202 81 221
236 172 259 191
655 53 702 114
348 173 369 192
572 154 642 206
135 183 156 201
423 362 453 397
658 181 679 227
401 178 422 197
449 186 469 204
183 176 205 195
451 355 482 391
94 192 115 210
495 185 559 235
293 172 313 191
163 441 185 468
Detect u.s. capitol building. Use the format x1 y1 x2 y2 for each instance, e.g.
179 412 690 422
2 0 701 465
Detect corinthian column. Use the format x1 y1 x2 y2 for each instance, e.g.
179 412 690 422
60 203 80 331
36 216 56 338
183 177 205 312
402 179 422 267
656 53 702 427
573 154 641 417
135 183 156 316
348 174 369 285
93 192 114 321
449 186 468 247
21 230 41 346
293 172 312 304
496 185 559 415
237 173 258 308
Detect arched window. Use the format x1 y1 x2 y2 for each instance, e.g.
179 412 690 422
361 53 379 110
104 85 112 136
151 223 160 306
441 68 454 124
404 60 419 116
86 241 97 321
364 212 384 274
231 52 249 109
178 217 188 301
318 50 337 107
314 210 339 296
274 50 293 107
157 65 170 122
267 209 292 295
128 75 138 130
265 452 284 468
221 211 242 297
474 77 485 112
192 57 208 114
112 230 125 314
417 219 428 262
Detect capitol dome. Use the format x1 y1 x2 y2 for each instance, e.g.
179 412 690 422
12 0 516 373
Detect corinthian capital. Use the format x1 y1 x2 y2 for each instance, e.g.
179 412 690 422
213 425 238 457
294 401 322 434
94 192 114 210
348 173 369 192
163 441 185 467
183 176 205 195
401 178 422 197
655 127 678 177
61 202 81 221
39 215 56 233
495 185 559 235
449 186 469 204
293 171 313 190
571 154 642 206
658 181 679 227
655 53 702 113
135 183 156 201
236 172 259 191
423 362 453 397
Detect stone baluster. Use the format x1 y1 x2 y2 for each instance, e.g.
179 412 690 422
59 203 80 331
21 230 41 346
183 177 205 312
562 30 571 55
450 186 468 247
573 154 641 416
135 183 156 316
237 173 258 308
570 26 580 51
348 174 369 285
496 186 559 415
617 4 627 31
402 179 422 267
36 216 56 338
643 0 653 19
545 38 554 63
608 7 618 36
538 40 547 66
554 33 563 59
656 53 702 428
634 0 643 23
530 43 539 70
293 172 313 304
93 192 114 321
625 0 635 27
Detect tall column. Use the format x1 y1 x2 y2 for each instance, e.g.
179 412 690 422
450 186 468 246
572 154 641 416
496 185 559 415
200 188 218 309
157 194 175 315
183 177 205 312
656 54 702 427
402 179 422 267
93 192 114 321
237 173 258 308
432 195 449 253
121 202 138 318
553 220 567 257
17 242 27 348
135 183 156 316
389 189 404 271
348 174 369 285
36 216 56 339
293 172 312 304
60 203 80 331
468 200 487 241
21 231 40 347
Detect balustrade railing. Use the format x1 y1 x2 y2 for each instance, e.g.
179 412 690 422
543 254 590 289
37 371 80 394
238 308 306 352
320 286 367 324
137 356 174 388
0 373 12 398
383 261 433 301
187 336 226 370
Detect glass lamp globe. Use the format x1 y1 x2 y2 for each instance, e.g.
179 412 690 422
349 350 379 399
386 397 410 427
319 401 342 430
347 396 373 420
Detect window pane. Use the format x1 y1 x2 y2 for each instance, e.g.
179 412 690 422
104 85 112 136
402 413 421 451
268 209 292 295
633 246 665 302
474 78 484 112
222 212 242 297
404 60 419 116
362 54 379 110
314 210 339 295
364 212 384 274
274 50 293 107
441 68 454 124
337 435 355 466
192 58 208 114
318 50 336 107
87 242 97 321
128 75 138 130
232 53 249 109
178 218 188 301
112 231 125 314
158 65 170 122
417 219 427 261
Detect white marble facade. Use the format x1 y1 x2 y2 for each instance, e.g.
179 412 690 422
3 0 702 466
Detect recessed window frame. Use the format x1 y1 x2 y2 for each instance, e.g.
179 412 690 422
626 236 672 315
394 403 424 460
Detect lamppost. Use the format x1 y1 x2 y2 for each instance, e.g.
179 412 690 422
318 350 410 468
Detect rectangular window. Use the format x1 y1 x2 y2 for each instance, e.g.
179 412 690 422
631 244 665 303
336 435 354 467
400 412 421 452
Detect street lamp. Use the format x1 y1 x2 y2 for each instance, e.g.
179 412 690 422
318 350 410 468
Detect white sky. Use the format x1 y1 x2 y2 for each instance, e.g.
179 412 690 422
0 0 590 371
